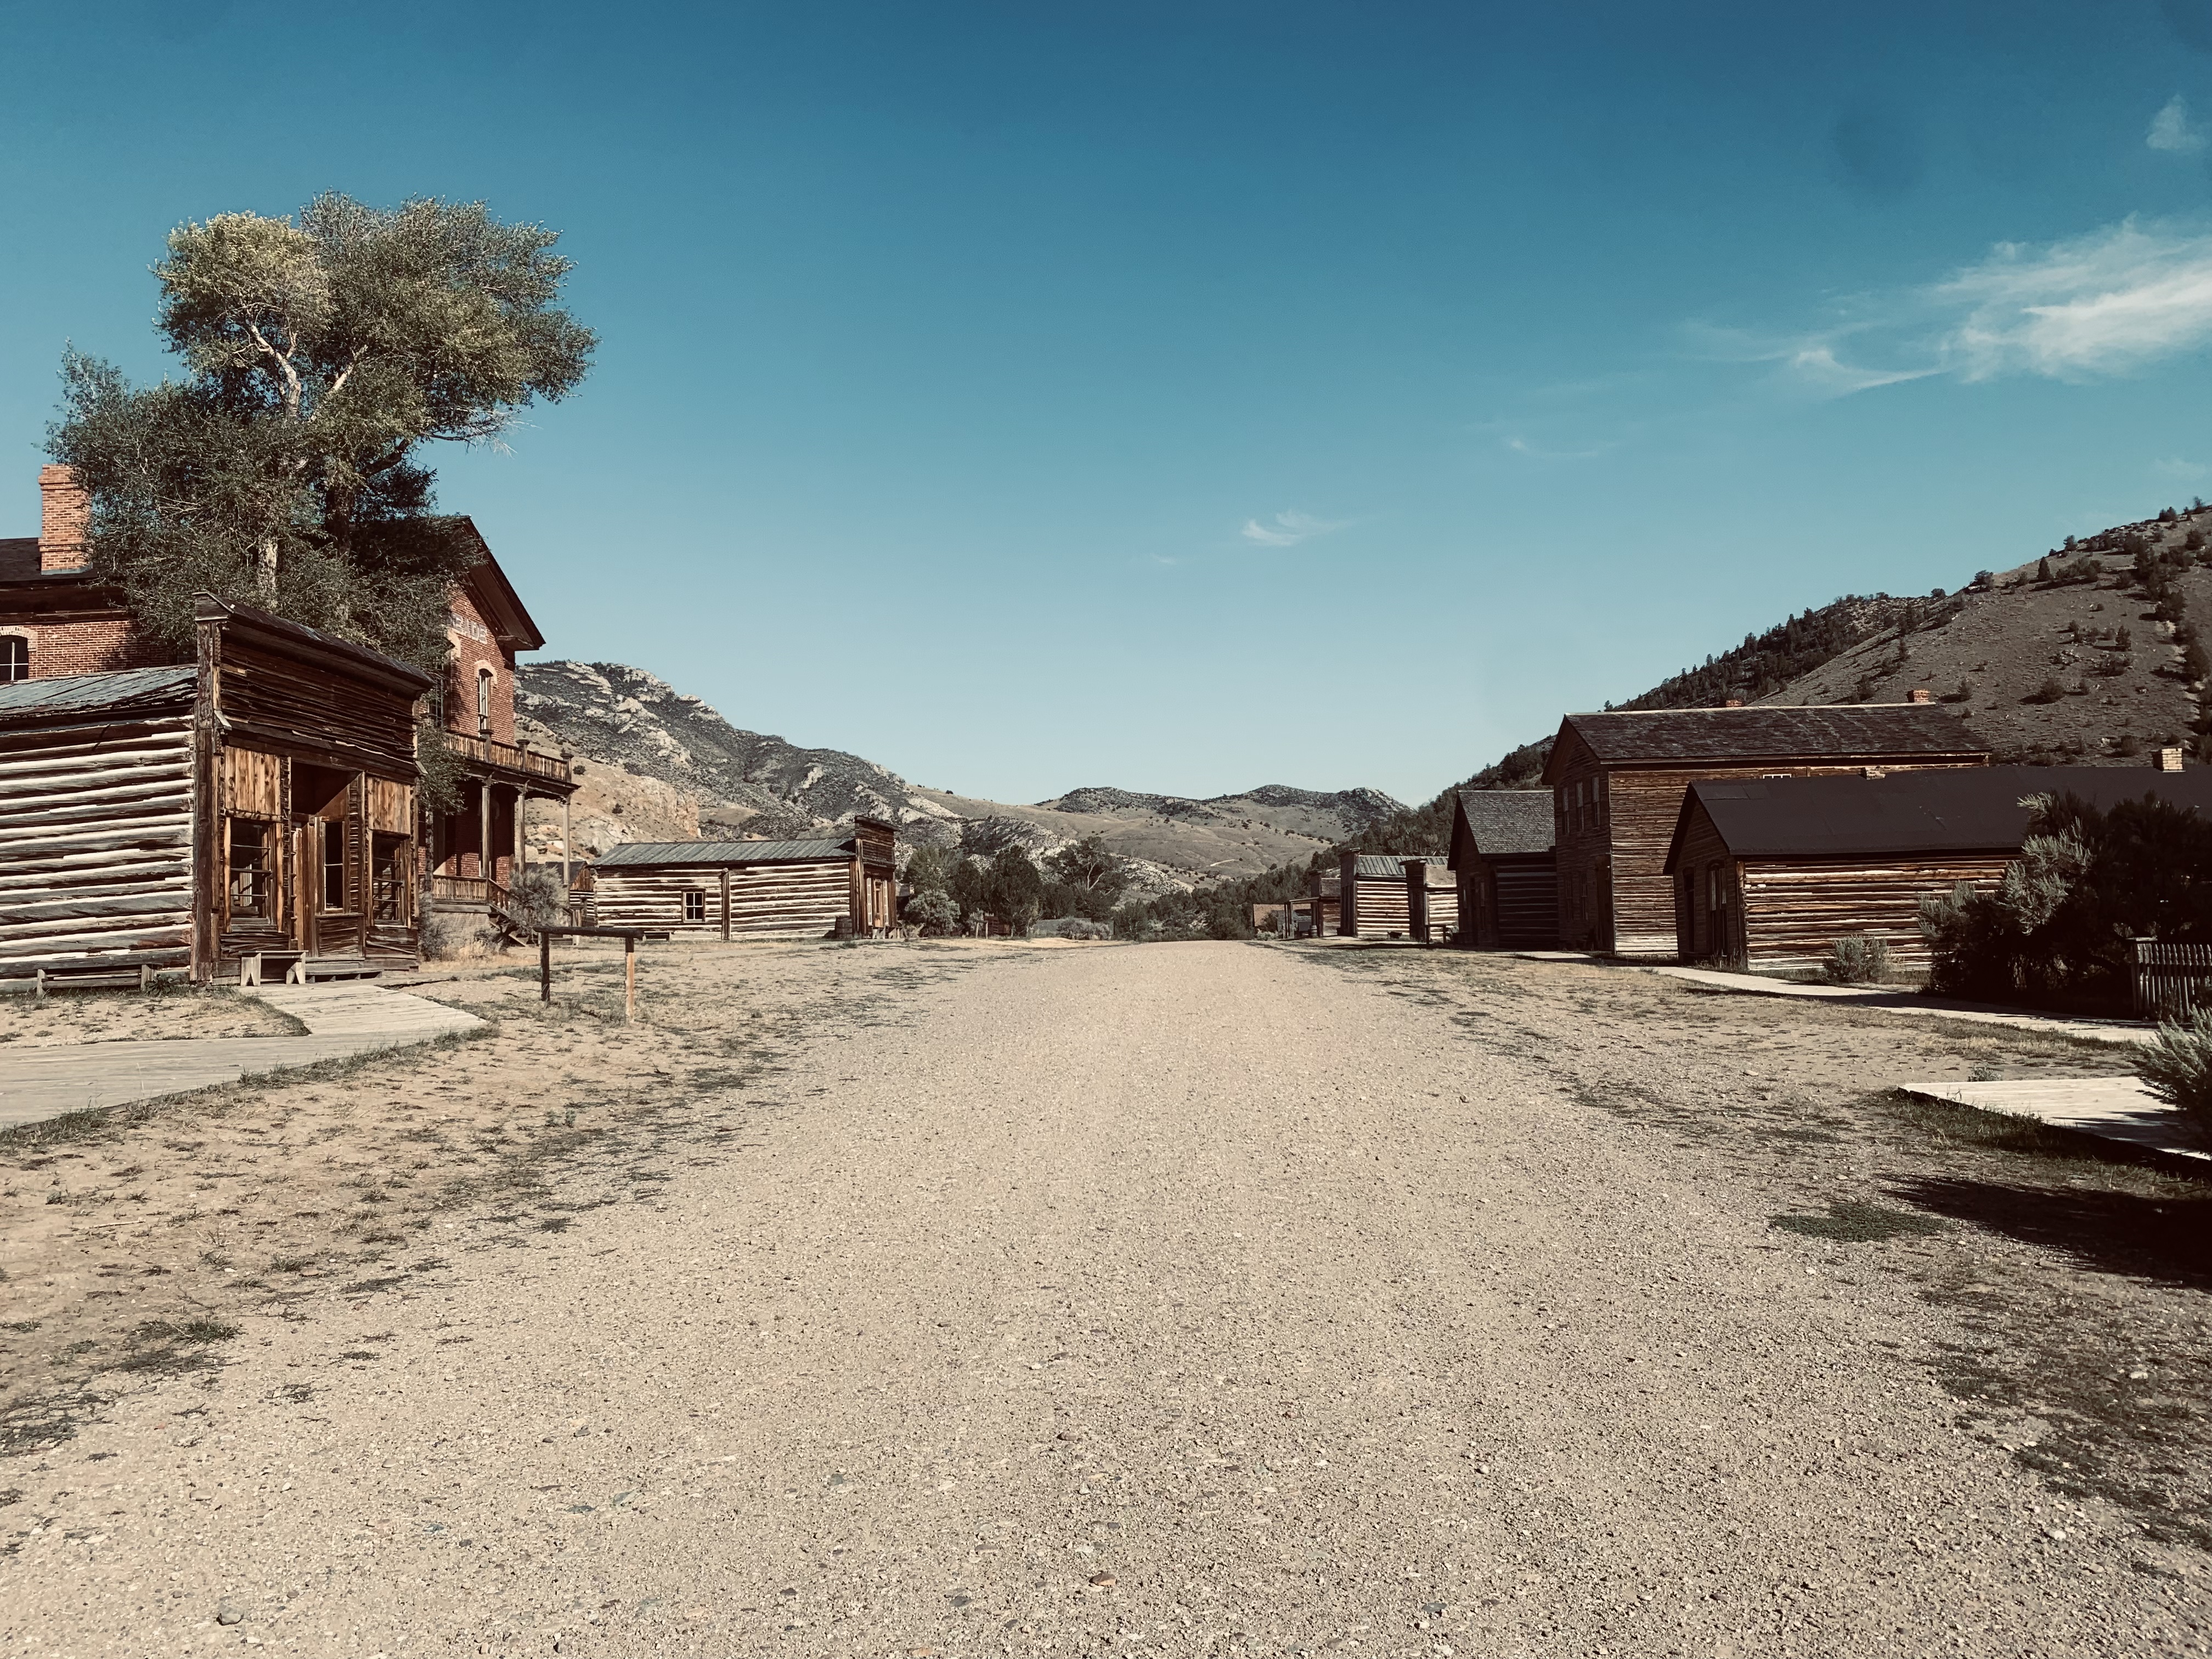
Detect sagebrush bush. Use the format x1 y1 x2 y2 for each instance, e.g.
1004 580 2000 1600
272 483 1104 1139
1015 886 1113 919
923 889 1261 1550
902 889 959 936
421 905 496 961
1821 934 1892 985
2135 1007 2212 1143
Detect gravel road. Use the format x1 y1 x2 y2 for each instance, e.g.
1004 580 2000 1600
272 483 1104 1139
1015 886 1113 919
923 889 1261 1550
5 941 2206 1657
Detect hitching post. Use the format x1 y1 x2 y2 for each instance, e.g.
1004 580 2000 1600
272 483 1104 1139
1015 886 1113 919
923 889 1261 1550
625 934 637 1025
540 929 552 1002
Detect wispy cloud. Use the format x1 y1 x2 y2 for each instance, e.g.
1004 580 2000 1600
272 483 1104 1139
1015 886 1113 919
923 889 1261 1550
2154 455 2209 481
1701 216 2212 398
2149 94 2207 154
1504 435 1611 462
1239 509 1347 548
1934 219 2212 380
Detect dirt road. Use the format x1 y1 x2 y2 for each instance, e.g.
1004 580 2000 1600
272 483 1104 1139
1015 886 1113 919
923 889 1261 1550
4 942 2207 1656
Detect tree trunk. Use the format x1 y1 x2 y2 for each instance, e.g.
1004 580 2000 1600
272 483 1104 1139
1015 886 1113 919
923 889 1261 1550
257 537 279 599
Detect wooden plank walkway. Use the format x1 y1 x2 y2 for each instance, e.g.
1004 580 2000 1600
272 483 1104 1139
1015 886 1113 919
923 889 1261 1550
0 985 482 1131
1900 1077 2209 1166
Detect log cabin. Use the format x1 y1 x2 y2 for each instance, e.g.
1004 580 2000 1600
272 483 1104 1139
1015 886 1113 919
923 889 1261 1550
1334 850 1457 940
1542 703 1988 958
1306 868 1341 938
0 466 578 940
1447 790 1558 949
590 817 898 939
0 594 432 985
1663 763 2212 973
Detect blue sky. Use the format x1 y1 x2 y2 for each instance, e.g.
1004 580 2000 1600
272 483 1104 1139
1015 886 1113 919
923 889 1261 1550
2 2 2209 806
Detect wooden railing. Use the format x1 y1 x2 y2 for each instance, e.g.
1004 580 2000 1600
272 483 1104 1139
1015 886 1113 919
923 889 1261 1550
2129 938 2212 1021
442 730 571 785
431 874 507 908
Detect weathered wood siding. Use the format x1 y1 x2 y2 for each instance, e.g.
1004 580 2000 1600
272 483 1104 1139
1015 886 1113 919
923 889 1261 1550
1492 855 1558 949
0 716 195 976
594 859 857 938
1349 878 1412 937
1550 730 1983 958
217 634 418 777
1735 854 2012 973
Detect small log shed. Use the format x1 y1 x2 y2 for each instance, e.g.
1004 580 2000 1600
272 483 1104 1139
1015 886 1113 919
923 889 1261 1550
1447 789 1558 949
1663 763 2212 973
0 594 432 985
589 817 898 939
1542 703 1989 958
1334 850 1457 940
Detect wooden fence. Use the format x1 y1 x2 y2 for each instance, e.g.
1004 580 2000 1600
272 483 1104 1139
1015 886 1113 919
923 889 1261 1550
2129 938 2212 1021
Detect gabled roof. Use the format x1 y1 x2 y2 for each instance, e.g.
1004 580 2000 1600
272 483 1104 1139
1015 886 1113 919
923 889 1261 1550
0 664 195 726
594 836 860 870
1542 704 1985 783
446 518 546 653
1352 853 1446 881
1450 791 1554 865
1664 765 2212 872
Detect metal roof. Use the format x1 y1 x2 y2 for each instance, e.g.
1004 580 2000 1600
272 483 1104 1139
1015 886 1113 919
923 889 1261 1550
0 665 195 725
1452 790 1555 860
593 837 858 870
1353 852 1447 881
1666 765 2212 870
1547 704 1985 781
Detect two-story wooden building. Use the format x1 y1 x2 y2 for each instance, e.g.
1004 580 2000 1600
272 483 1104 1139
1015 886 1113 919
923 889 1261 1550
1541 703 1988 957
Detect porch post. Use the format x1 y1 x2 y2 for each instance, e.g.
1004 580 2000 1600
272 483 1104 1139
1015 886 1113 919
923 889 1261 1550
477 780 491 884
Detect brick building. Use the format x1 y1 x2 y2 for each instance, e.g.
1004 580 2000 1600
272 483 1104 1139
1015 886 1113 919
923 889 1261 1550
1 467 575 932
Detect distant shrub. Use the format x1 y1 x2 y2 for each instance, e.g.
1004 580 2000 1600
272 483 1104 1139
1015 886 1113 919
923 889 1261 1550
1821 934 1893 985
2037 556 2054 583
902 889 959 935
2160 505 2180 523
2059 554 2102 584
2023 677 2068 704
1939 679 1973 703
2136 1008 2212 1144
1973 569 1995 586
1029 916 1111 940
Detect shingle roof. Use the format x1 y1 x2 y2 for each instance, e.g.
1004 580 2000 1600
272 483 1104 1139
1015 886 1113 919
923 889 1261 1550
0 665 195 725
1453 791 1555 857
1667 765 2212 869
593 837 858 870
0 538 41 582
1353 853 1446 880
1548 704 1985 778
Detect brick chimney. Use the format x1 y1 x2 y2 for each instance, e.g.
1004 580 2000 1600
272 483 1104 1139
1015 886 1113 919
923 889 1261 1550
1908 687 1932 703
1723 698 1744 708
2155 746 2185 772
37 465 88 572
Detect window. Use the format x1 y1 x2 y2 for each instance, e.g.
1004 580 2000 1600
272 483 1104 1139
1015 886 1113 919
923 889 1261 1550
228 821 273 918
682 888 707 923
0 637 26 682
371 834 409 921
477 668 494 738
323 823 347 912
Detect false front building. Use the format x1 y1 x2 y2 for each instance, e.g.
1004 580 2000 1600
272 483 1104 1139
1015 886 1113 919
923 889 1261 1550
1542 703 1988 957
0 595 432 984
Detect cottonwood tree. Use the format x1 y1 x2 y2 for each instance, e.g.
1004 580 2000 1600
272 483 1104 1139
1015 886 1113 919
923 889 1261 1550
48 193 594 672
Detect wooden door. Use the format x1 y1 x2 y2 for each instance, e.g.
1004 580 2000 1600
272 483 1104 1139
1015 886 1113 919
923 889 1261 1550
290 820 315 955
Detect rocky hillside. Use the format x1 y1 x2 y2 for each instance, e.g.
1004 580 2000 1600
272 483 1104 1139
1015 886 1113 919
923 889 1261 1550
1352 501 2212 854
514 661 1402 888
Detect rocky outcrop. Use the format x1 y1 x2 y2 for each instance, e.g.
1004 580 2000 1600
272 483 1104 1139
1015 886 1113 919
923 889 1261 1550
515 660 1404 885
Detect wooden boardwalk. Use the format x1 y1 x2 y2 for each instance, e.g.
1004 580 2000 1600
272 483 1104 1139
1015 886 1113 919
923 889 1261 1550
0 984 482 1131
1902 1077 2209 1166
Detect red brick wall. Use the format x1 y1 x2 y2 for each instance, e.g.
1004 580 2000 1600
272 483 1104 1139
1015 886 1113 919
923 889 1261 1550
2 617 164 679
445 589 516 744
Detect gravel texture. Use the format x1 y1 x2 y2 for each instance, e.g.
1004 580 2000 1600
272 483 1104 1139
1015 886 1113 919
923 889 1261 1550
2 940 2207 1656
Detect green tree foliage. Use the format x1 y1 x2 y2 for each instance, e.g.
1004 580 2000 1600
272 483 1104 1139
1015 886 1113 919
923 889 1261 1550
47 194 594 670
1920 793 2212 1011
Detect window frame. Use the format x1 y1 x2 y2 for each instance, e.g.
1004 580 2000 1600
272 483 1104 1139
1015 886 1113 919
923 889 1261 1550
682 888 707 923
